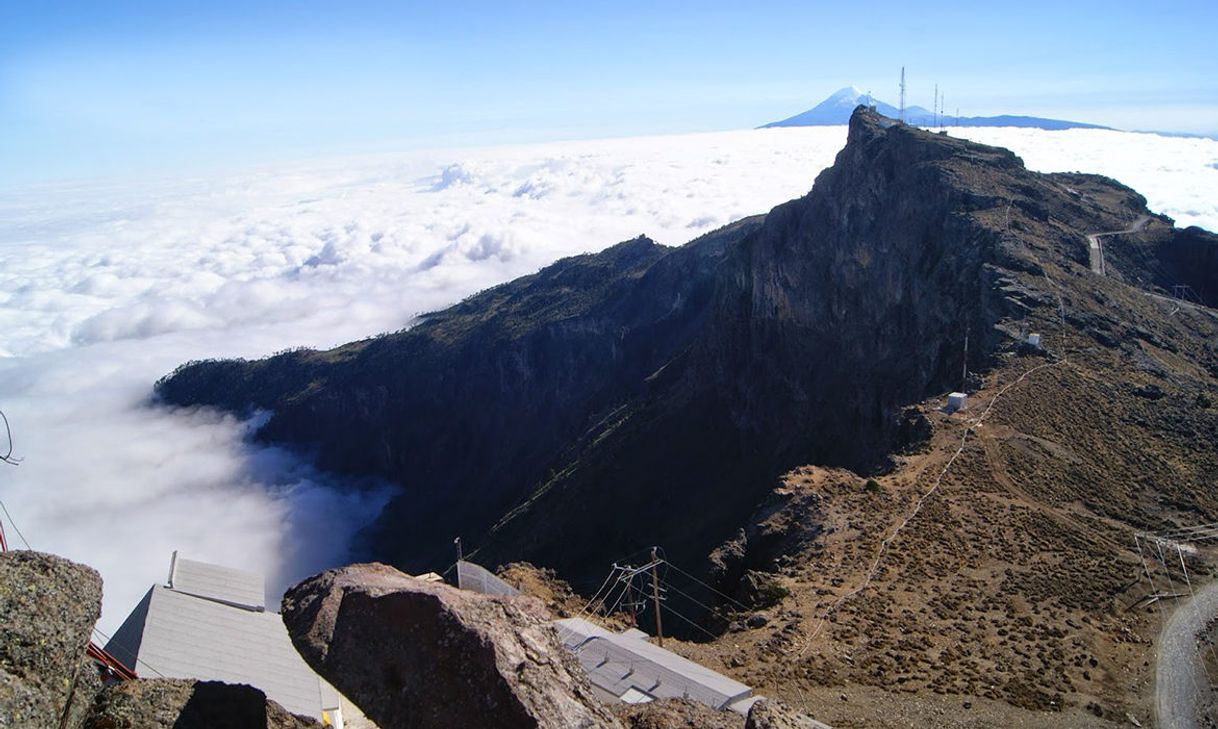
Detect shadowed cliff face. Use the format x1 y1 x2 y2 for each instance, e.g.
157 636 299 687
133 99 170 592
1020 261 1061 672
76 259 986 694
155 108 1212 591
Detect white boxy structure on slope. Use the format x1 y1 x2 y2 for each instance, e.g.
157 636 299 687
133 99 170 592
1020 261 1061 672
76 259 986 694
555 617 760 714
106 553 359 728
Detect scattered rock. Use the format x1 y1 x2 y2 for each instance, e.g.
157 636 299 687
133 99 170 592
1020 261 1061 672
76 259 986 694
1132 383 1165 399
746 613 770 629
896 407 933 454
281 562 621 729
0 550 102 729
739 570 790 610
83 678 320 729
612 697 743 729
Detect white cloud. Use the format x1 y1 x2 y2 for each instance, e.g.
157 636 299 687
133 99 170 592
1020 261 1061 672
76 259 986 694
0 124 1215 638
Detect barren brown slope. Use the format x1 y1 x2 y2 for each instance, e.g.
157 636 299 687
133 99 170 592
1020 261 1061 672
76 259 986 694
672 175 1218 727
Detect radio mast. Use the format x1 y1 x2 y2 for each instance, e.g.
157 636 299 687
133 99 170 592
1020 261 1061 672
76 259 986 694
899 67 906 123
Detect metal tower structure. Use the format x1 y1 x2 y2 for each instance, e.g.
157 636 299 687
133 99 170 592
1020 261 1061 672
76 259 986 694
898 67 906 123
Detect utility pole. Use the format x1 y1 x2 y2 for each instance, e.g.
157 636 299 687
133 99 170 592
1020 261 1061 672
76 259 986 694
650 547 664 647
898 67 906 123
454 536 463 563
933 84 938 129
961 325 970 389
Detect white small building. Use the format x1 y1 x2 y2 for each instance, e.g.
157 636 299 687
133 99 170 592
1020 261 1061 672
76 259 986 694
1027 332 1042 348
555 617 761 715
106 553 371 728
946 392 968 413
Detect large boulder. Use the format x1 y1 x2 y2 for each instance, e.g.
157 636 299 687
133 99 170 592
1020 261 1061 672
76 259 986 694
83 678 320 729
281 563 621 729
745 700 830 729
0 550 103 729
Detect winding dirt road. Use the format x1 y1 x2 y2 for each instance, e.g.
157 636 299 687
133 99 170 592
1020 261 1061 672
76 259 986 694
1086 215 1150 275
1157 579 1218 729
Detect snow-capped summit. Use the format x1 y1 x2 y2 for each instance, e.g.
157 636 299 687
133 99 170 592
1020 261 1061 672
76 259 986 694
828 86 866 101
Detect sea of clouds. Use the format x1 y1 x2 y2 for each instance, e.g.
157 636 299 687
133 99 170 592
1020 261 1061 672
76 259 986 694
1 124 1216 637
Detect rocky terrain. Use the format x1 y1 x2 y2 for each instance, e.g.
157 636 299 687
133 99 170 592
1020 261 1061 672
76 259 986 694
5 547 801 728
279 560 820 729
156 107 1218 724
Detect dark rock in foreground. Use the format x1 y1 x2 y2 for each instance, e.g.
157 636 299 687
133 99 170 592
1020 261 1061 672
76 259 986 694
83 678 320 729
281 562 621 729
0 550 102 729
84 676 321 729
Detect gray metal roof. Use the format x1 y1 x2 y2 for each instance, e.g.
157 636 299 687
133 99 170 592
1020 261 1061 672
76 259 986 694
106 584 339 718
554 617 752 712
169 552 266 611
456 560 521 597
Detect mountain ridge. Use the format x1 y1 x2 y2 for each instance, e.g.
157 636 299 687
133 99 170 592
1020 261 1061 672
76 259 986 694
762 86 1109 131
155 106 1217 614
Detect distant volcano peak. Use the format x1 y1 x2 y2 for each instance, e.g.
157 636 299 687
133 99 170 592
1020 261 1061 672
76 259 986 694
761 86 1108 131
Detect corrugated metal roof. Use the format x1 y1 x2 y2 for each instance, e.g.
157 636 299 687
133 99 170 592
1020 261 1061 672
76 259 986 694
106 584 339 718
169 553 266 611
554 617 752 711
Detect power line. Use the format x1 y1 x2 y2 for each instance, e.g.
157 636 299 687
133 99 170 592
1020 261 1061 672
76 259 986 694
659 600 720 642
90 626 166 679
577 565 621 618
0 498 31 550
0 409 21 466
1155 522 1218 538
661 559 750 613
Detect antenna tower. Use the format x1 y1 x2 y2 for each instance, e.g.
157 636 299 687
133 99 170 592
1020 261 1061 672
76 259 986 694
933 84 938 128
898 67 906 123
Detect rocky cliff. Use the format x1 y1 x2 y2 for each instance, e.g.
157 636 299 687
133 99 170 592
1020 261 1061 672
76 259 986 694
155 108 1218 602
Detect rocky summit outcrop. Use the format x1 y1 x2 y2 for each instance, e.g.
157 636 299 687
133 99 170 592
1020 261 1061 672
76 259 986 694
0 550 102 729
155 106 1218 610
280 562 621 729
83 679 320 729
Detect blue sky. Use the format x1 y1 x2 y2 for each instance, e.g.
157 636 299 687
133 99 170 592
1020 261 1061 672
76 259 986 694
2 0 1215 184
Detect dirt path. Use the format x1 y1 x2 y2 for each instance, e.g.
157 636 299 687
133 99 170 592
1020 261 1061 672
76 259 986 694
1156 578 1218 729
1086 215 1150 275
